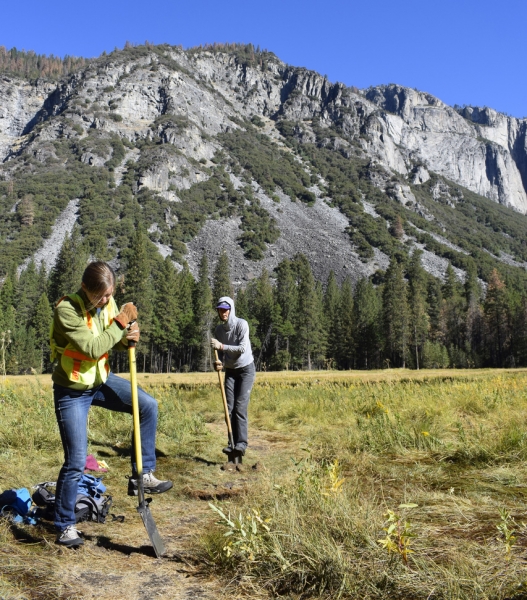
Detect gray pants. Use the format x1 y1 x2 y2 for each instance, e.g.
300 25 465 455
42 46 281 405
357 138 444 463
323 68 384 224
224 362 255 451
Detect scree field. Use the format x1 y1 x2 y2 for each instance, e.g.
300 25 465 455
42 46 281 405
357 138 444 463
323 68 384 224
2 369 527 599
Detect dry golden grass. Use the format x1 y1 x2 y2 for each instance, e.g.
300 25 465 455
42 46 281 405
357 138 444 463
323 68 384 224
2 369 527 599
9 366 527 388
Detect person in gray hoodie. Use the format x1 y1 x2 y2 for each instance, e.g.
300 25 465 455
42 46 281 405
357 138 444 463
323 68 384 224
211 296 255 458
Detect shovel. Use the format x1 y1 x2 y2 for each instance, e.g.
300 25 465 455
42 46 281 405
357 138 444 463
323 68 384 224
128 340 166 558
214 349 240 466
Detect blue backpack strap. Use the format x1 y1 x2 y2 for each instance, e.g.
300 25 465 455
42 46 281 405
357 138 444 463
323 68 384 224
78 474 106 496
0 488 37 524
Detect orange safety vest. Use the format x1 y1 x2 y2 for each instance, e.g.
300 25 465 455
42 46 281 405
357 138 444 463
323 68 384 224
50 293 118 386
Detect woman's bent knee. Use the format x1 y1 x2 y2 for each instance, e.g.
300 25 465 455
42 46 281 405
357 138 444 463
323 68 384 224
138 392 158 417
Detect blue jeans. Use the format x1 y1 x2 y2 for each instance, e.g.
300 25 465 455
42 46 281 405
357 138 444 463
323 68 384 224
224 362 255 451
53 372 158 530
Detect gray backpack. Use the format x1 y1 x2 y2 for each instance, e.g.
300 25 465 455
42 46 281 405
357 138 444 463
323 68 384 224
32 480 113 523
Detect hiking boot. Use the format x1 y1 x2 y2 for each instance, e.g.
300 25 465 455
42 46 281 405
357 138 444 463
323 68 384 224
222 446 233 455
56 525 84 547
128 472 173 496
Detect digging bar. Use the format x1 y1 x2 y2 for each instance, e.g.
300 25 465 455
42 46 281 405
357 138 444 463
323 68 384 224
128 339 166 557
214 348 240 465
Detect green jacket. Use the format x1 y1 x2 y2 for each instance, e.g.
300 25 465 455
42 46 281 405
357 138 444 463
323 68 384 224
51 289 127 390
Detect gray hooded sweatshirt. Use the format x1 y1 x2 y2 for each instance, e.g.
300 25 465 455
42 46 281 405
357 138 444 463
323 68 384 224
214 296 254 370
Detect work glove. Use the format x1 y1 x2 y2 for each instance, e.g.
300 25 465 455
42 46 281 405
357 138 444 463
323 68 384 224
125 321 140 343
213 360 223 372
211 338 223 351
114 303 138 329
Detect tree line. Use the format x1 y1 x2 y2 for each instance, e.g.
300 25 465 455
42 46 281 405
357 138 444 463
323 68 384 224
0 42 272 83
0 224 526 376
0 46 91 80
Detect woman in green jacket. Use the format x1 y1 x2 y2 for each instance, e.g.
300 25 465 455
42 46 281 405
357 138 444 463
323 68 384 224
51 261 172 547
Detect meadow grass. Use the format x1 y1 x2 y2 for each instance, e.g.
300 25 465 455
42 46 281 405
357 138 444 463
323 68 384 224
2 369 527 598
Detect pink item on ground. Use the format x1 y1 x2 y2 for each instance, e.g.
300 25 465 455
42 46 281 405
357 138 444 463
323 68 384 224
84 454 108 472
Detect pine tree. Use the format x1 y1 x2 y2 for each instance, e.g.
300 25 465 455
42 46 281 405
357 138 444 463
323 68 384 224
324 271 341 368
407 251 429 369
1 306 15 375
37 261 48 298
8 324 40 374
0 267 16 325
337 277 354 369
292 254 326 369
212 249 234 302
440 263 466 358
426 276 443 342
248 269 274 369
382 257 409 368
48 226 89 304
193 252 213 371
274 258 297 365
353 278 381 369
153 257 181 372
443 263 462 300
512 294 527 367
235 286 249 320
174 263 196 371
0 328 12 378
33 292 52 371
122 225 155 370
17 260 40 326
464 260 481 305
464 259 483 364
484 269 511 367
18 194 35 227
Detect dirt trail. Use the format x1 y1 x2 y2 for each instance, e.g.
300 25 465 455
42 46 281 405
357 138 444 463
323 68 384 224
37 426 284 600
37 499 224 600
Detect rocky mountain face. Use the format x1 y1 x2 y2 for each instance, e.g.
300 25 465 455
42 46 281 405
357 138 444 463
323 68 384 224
363 86 527 212
0 77 55 162
1 44 527 286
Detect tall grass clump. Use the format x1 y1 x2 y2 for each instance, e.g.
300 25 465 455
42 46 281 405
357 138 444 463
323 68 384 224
200 371 527 598
202 456 389 598
202 453 527 599
0 379 63 485
143 383 212 455
250 374 527 465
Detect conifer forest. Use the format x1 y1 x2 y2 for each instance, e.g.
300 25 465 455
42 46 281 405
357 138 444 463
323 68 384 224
0 223 525 376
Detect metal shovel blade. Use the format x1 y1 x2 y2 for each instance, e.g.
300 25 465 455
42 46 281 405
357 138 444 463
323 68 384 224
129 342 166 558
137 499 165 558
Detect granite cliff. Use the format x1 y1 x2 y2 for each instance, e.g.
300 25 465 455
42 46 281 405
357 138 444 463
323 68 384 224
1 44 527 286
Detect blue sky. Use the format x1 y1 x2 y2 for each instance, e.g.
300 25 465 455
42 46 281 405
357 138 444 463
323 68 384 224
2 0 526 118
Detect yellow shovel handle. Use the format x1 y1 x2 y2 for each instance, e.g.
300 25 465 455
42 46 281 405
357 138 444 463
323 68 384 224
128 342 143 476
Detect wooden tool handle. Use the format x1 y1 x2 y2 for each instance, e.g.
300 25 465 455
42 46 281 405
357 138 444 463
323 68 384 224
214 348 234 448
